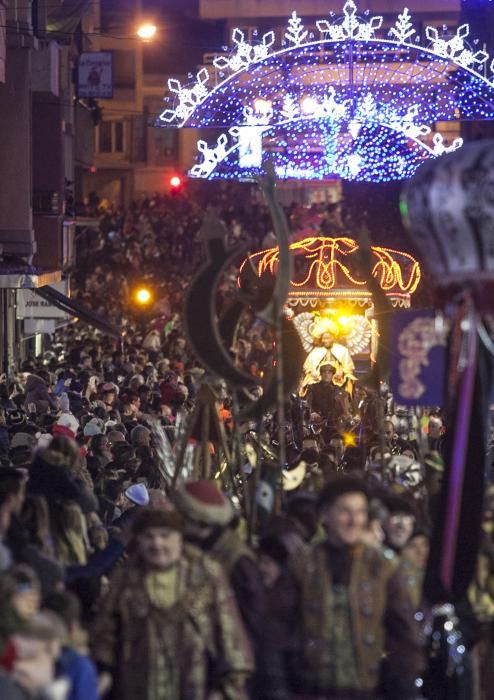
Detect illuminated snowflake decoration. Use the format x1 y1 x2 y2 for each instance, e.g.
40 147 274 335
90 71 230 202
157 0 494 182
425 23 489 70
212 28 275 74
160 68 210 123
316 0 383 41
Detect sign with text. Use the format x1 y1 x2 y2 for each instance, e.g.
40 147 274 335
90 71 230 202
17 281 69 319
78 52 113 99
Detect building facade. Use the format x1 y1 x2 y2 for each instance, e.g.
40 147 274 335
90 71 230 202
0 0 96 370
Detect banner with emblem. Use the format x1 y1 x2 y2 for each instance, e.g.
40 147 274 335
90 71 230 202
390 311 448 406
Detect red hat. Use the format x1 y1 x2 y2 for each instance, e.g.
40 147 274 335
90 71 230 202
174 480 234 526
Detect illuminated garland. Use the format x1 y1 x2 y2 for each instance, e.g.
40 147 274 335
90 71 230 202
238 236 421 297
190 119 461 183
156 1 494 183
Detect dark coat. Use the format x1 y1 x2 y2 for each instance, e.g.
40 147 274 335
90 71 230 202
27 461 97 514
308 381 343 429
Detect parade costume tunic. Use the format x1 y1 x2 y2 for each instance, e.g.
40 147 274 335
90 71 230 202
91 547 253 700
287 542 424 699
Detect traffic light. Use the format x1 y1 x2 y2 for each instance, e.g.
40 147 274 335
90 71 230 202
169 174 184 195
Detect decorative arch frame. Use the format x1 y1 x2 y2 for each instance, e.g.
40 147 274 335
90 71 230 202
156 1 494 182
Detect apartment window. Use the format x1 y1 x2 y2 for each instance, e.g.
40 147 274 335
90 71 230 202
98 121 124 153
113 50 135 90
114 121 123 152
100 0 137 33
99 121 112 153
153 129 177 165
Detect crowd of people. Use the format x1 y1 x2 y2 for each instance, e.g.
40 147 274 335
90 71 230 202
0 189 492 700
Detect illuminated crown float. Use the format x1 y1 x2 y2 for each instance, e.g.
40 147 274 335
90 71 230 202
238 236 421 309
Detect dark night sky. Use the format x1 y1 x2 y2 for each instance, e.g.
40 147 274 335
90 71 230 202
142 0 222 74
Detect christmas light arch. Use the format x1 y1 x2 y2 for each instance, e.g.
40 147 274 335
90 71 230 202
156 1 494 182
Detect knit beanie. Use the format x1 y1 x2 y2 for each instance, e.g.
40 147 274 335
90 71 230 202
53 413 80 439
125 483 150 506
83 417 105 437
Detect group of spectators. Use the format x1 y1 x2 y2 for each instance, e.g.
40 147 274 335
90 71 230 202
0 189 492 699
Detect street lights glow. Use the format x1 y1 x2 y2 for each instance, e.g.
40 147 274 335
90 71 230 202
137 23 157 41
136 288 152 304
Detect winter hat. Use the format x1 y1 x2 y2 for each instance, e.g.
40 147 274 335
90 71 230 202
101 382 119 396
7 410 27 428
10 432 36 450
318 474 370 510
107 430 126 445
174 480 234 526
59 393 71 413
132 508 183 536
52 413 80 439
125 483 150 506
83 417 105 437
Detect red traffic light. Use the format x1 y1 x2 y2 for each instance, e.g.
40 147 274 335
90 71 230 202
170 175 182 189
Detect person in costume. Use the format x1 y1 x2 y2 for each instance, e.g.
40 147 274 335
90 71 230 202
300 319 356 397
91 508 253 700
307 362 348 432
173 480 281 700
284 475 424 699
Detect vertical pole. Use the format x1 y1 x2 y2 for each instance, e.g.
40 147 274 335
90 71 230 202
275 313 286 512
201 403 210 479
2 290 9 376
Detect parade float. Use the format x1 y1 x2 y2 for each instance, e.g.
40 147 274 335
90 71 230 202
238 234 421 375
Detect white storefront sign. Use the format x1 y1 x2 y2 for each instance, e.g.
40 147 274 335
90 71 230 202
16 281 69 319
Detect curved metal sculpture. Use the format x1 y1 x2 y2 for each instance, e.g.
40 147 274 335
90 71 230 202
183 212 258 389
184 169 303 418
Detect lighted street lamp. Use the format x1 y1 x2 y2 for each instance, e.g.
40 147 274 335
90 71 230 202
136 23 157 41
135 287 152 305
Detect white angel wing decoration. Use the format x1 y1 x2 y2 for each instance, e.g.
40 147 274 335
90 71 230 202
342 316 372 355
293 312 315 353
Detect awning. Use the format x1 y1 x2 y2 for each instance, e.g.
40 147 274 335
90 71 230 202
35 285 120 338
0 264 61 289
